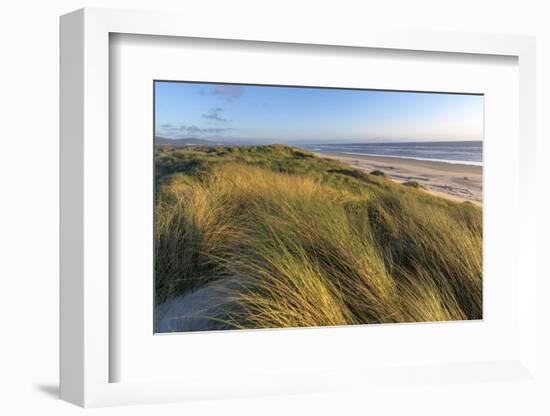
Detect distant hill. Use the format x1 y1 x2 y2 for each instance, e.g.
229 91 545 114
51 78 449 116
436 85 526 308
155 137 216 147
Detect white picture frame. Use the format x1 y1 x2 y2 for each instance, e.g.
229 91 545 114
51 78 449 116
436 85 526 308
60 7 538 408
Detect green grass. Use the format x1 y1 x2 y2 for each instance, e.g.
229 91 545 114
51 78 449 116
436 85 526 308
155 144 482 330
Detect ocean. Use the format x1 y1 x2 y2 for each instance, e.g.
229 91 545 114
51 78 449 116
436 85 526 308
301 140 483 166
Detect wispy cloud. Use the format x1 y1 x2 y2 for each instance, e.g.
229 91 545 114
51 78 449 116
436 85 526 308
202 107 228 122
156 123 234 139
201 85 244 102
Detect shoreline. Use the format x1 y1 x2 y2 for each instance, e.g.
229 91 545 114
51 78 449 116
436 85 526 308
331 151 482 167
315 151 482 204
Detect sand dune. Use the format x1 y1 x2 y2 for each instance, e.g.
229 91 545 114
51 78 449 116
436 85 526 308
315 152 482 204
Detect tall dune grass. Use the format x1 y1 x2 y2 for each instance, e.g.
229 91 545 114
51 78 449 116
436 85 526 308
155 145 482 331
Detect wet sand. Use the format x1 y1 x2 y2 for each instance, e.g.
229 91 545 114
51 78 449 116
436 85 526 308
316 152 482 204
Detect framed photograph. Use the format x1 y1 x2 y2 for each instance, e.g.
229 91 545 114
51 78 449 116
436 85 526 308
152 80 484 334
60 8 538 408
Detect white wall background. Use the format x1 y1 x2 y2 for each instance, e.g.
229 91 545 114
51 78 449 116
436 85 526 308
0 0 548 414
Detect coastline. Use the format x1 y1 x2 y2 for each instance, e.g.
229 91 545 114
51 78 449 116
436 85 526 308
315 151 482 204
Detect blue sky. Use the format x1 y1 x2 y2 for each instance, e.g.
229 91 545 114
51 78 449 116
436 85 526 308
155 81 483 144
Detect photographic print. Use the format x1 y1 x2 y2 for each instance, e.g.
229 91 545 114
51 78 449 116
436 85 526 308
154 81 483 333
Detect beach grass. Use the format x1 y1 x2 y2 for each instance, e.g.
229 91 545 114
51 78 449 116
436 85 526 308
155 144 482 331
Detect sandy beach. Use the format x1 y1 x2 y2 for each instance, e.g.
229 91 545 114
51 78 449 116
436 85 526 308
315 152 482 204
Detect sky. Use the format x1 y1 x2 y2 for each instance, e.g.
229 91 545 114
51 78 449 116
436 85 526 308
154 81 483 144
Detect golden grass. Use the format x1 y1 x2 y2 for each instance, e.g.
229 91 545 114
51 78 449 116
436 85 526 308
155 159 482 331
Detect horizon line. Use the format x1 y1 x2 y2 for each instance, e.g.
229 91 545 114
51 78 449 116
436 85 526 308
155 136 483 144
